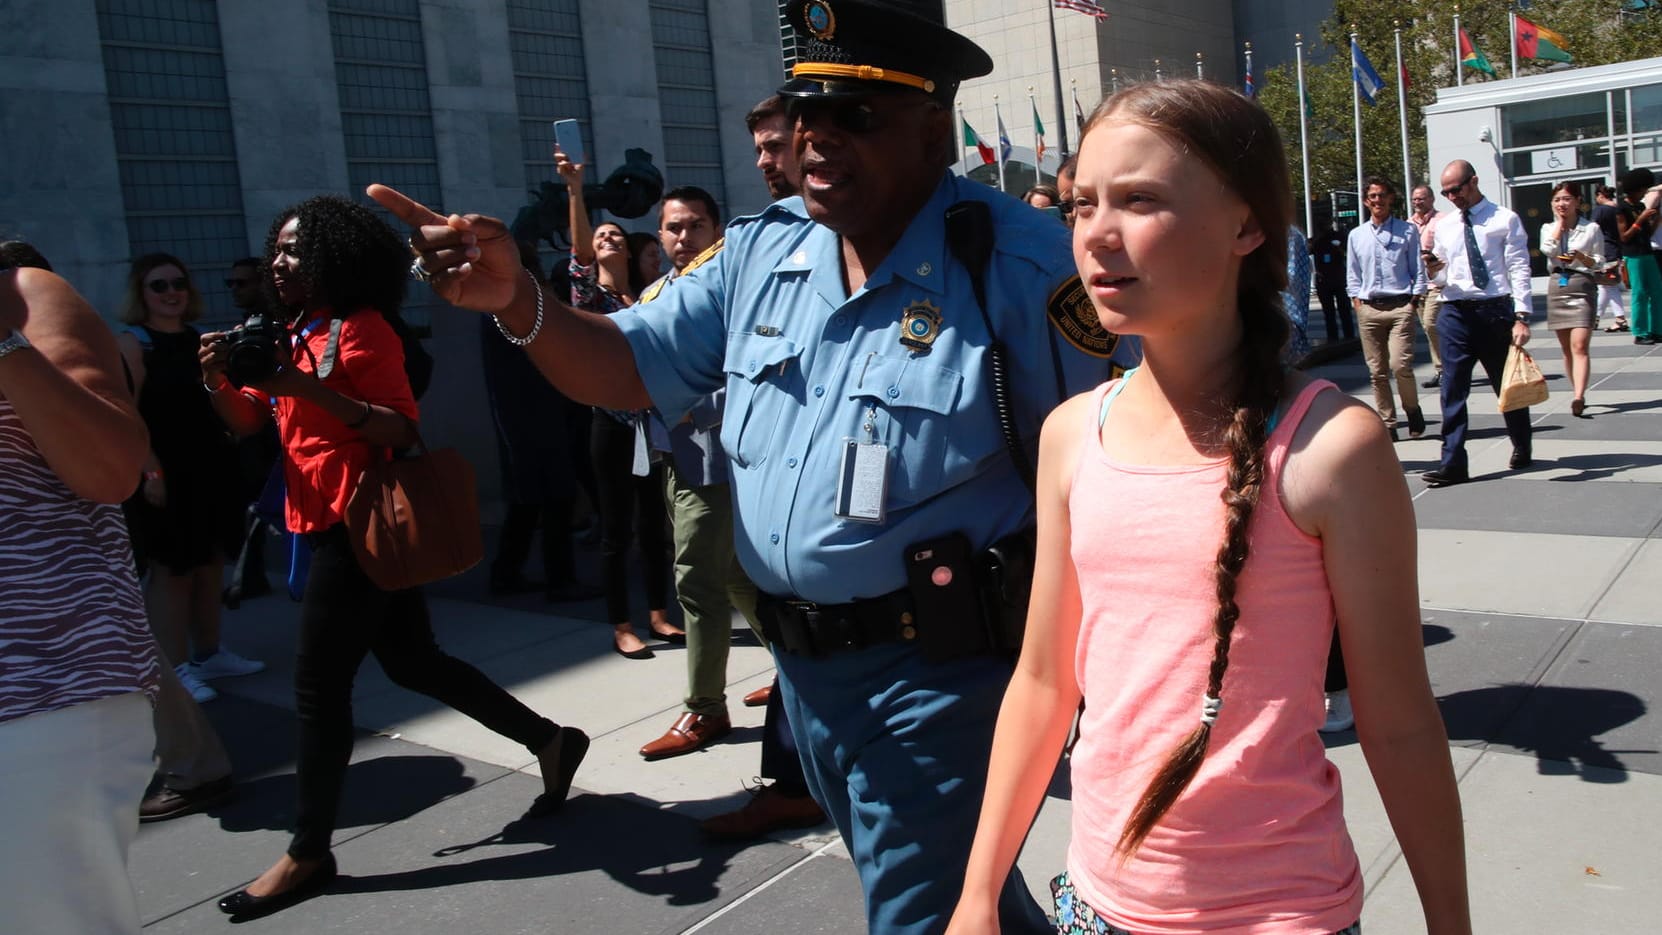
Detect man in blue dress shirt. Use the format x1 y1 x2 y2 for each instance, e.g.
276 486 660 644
373 2 1138 930
1346 176 1428 441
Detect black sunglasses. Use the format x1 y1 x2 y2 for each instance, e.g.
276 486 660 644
146 277 189 294
785 97 886 134
1439 177 1473 197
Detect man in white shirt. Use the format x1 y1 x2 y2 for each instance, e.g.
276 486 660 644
1422 160 1534 487
1408 185 1445 387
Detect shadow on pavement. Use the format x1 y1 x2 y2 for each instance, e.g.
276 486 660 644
333 792 748 906
213 754 479 834
1542 451 1662 482
1422 623 1454 647
1439 683 1651 782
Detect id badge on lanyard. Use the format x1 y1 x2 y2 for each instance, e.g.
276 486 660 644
834 405 889 524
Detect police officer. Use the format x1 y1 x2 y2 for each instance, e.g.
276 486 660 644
372 2 1138 930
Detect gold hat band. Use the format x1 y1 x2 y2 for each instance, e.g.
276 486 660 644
791 62 936 94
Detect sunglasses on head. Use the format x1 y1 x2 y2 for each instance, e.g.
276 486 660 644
785 97 887 134
146 277 189 294
1440 177 1472 197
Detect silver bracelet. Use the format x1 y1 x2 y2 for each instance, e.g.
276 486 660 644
493 269 544 347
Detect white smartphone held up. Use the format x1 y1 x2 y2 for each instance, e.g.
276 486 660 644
553 119 584 167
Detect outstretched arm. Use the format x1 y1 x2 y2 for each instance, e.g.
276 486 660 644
367 183 651 410
946 396 1089 935
559 149 596 267
1287 393 1471 935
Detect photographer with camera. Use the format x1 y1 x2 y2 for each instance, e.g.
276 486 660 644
199 195 587 919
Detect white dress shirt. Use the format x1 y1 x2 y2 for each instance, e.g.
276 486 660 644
1538 218 1605 274
1430 198 1534 316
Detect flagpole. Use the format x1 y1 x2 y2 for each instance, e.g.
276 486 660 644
1296 33 1314 236
1454 8 1463 87
1045 0 1071 158
1109 68 1120 94
1395 21 1411 198
1509 6 1518 78
1351 26 1364 203
994 95 1007 194
1153 58 1163 81
957 103 968 173
1196 52 1204 79
1029 86 1043 175
1244 42 1253 96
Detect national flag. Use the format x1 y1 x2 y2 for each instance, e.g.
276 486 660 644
1244 65 1255 99
1515 13 1573 63
1351 39 1384 105
1053 0 1108 20
1400 62 1412 90
962 117 994 165
1031 100 1047 166
996 111 1012 164
1459 27 1496 76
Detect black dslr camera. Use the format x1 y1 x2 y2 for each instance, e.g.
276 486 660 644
220 314 287 387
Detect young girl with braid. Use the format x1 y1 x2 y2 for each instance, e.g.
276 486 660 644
947 81 1470 935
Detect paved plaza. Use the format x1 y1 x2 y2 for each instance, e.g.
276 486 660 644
132 308 1662 933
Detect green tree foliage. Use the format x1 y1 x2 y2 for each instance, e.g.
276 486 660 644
1255 0 1662 226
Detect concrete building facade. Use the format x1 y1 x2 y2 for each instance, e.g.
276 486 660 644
946 0 1235 187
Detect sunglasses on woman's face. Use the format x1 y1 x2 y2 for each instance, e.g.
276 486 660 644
146 277 189 294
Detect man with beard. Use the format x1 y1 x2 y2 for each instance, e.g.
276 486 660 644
374 2 1136 929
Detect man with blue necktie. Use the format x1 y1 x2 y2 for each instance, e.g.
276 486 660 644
1422 160 1534 487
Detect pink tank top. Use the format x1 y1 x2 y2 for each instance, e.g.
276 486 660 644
1065 377 1361 934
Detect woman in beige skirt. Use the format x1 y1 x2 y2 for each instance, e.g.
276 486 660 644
1540 182 1604 417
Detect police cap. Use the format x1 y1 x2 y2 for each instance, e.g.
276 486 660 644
781 0 993 104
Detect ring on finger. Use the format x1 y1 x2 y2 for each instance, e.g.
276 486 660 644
410 256 433 283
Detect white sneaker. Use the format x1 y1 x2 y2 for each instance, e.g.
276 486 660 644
184 646 266 681
175 663 219 703
1320 689 1354 733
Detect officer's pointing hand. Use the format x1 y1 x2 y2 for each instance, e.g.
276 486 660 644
366 184 521 314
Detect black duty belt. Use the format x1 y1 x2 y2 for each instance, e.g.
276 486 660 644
757 589 918 658
1445 295 1512 312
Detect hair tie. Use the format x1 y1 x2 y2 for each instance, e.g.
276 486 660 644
1200 694 1223 726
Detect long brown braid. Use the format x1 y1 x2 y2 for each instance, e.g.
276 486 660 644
1077 80 1293 857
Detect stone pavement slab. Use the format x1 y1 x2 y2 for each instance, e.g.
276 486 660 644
1590 539 1662 625
1417 529 1640 619
1410 478 1662 536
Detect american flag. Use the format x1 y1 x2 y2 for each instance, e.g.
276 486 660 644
1054 0 1109 20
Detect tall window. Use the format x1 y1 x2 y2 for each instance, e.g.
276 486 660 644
508 0 590 273
650 0 726 211
96 0 249 322
777 0 801 78
328 0 441 329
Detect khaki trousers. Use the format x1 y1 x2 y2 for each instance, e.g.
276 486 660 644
1416 285 1443 372
1358 299 1419 428
664 464 759 717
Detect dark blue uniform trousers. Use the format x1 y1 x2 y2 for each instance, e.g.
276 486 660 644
1436 297 1533 478
774 642 1050 935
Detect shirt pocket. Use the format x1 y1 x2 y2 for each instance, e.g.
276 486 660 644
845 353 971 509
720 333 803 469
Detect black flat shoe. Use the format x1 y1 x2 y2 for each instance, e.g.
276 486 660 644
649 628 687 644
527 726 591 818
1421 373 1441 389
1509 450 1533 470
1422 469 1468 488
614 643 654 660
218 855 337 918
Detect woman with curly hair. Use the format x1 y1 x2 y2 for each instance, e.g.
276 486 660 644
556 145 681 659
200 195 588 919
950 82 1468 934
116 252 256 705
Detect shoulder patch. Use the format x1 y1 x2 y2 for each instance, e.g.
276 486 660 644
1046 276 1119 358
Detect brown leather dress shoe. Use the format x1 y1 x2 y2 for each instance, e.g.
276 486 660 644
639 711 731 760
742 684 773 707
700 784 828 840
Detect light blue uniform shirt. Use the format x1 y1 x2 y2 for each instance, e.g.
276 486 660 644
1345 215 1427 300
615 172 1139 604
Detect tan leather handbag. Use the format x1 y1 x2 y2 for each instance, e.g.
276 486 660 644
344 436 483 591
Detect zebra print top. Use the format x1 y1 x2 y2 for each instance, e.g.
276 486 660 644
0 395 158 725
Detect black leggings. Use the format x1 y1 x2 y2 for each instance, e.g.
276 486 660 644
288 526 558 860
589 414 670 624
